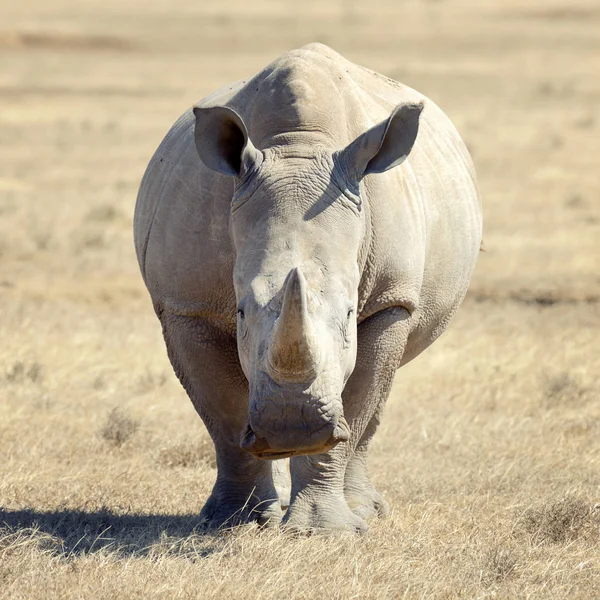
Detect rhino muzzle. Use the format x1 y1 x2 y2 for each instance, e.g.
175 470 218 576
240 414 350 459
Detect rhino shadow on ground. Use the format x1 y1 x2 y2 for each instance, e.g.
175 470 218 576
0 507 227 558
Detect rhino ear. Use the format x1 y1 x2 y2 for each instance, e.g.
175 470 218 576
339 101 424 180
193 106 263 177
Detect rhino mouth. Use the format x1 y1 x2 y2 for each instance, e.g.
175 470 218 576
239 417 350 460
252 448 322 460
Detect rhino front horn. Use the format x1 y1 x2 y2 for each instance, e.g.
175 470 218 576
268 267 321 383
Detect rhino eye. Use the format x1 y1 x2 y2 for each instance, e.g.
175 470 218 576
347 308 354 319
237 308 245 319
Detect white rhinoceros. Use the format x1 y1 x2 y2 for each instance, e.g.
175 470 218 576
134 43 482 532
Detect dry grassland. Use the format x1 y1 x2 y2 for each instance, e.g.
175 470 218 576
1 0 599 597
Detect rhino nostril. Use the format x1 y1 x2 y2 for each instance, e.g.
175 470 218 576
331 415 350 443
240 423 256 450
240 423 271 453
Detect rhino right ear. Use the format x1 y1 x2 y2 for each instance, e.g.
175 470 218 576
337 101 424 181
193 106 263 177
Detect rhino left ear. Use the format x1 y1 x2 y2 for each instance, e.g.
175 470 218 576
338 101 424 180
193 105 263 177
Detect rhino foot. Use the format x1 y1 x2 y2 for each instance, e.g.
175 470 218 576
282 492 368 534
344 454 390 521
345 485 390 521
199 482 282 530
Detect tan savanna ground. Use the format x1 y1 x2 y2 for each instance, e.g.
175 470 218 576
1 0 599 597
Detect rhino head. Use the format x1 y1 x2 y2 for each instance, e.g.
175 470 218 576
193 101 422 459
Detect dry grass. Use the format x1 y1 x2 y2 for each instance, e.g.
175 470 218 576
1 0 599 597
99 408 140 448
516 496 599 545
158 439 216 470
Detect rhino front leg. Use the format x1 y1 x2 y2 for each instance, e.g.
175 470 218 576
284 444 367 533
343 306 411 520
201 444 281 528
344 407 390 520
160 312 282 529
284 307 411 532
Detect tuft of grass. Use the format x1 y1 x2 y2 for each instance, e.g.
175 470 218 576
565 193 586 208
85 204 119 223
0 526 64 558
99 408 140 447
92 375 106 390
147 530 227 560
78 232 106 250
574 115 595 129
481 545 520 585
543 373 587 408
136 368 167 394
5 360 43 384
33 231 52 251
517 497 599 544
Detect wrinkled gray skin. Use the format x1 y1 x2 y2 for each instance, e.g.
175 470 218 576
134 44 482 533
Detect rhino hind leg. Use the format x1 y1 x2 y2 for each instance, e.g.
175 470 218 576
160 312 282 529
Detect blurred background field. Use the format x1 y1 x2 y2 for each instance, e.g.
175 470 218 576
0 0 599 598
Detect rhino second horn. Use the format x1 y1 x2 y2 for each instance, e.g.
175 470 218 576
268 267 321 382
